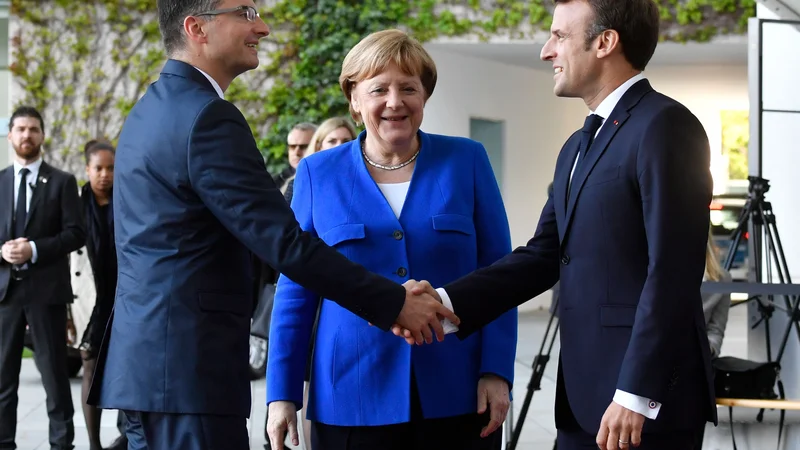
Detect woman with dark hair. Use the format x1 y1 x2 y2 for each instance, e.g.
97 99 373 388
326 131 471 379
78 140 126 450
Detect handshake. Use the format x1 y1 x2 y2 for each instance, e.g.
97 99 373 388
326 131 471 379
388 280 460 345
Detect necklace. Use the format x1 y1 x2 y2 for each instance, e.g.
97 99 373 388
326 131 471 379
361 140 419 171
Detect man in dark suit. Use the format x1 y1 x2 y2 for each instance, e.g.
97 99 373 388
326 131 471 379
0 106 86 450
406 1 716 449
87 1 456 449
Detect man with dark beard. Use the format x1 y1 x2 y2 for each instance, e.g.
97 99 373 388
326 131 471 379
0 106 86 450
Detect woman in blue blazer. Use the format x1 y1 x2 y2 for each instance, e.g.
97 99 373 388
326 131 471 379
266 29 518 450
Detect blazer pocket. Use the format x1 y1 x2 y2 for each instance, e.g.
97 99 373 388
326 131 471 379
321 223 366 246
431 214 475 235
600 304 637 327
198 292 251 316
585 166 620 187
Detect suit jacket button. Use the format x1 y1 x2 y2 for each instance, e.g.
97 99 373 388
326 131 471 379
397 267 407 277
561 255 570 265
393 230 404 240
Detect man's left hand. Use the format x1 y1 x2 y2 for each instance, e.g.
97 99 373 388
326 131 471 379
2 238 32 265
596 401 644 449
477 374 510 438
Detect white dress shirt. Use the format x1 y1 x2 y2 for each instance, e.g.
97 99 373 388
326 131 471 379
194 67 225 99
438 72 661 420
12 158 42 265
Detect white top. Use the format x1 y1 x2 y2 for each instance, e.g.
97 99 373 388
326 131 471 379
376 182 410 218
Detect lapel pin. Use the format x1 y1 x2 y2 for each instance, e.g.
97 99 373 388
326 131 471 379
40 177 47 184
613 120 619 126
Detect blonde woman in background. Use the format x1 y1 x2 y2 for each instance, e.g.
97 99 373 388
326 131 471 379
308 117 358 157
282 117 358 204
703 228 732 359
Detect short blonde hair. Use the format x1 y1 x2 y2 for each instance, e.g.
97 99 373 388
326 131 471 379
339 29 437 125
306 117 358 157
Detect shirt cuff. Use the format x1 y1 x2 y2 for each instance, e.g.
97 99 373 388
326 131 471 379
29 241 38 264
436 288 459 335
613 389 660 420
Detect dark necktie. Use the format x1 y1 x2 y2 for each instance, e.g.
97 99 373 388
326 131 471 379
575 114 604 171
13 168 30 239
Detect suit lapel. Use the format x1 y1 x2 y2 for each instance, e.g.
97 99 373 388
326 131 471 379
25 162 52 230
564 111 629 226
0 167 12 238
563 79 653 234
555 137 580 239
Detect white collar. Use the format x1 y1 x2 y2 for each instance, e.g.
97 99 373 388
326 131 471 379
13 157 43 181
591 73 646 119
194 67 225 99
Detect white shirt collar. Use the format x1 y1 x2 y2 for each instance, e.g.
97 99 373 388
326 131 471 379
194 67 225 99
13 157 43 183
591 73 646 120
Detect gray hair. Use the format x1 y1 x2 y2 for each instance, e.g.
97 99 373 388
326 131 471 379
158 0 222 56
291 122 318 133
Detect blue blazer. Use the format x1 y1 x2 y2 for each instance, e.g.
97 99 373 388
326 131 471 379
267 131 518 426
87 60 415 417
442 79 718 433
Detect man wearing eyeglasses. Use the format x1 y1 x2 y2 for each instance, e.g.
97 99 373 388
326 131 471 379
86 1 459 449
272 122 316 198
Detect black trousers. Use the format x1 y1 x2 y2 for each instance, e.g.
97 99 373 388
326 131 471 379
124 410 248 450
311 369 502 450
0 278 75 450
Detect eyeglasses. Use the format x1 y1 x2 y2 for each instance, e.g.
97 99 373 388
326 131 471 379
196 5 260 22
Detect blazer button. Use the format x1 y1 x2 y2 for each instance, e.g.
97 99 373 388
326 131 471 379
393 230 404 240
397 267 408 277
561 255 570 265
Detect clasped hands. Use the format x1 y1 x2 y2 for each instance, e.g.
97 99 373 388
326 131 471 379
390 279 454 345
1 238 33 265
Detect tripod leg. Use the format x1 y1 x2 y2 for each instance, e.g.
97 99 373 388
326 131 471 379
759 204 800 362
508 303 560 450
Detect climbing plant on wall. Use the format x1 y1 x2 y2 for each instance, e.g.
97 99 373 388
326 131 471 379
10 0 756 176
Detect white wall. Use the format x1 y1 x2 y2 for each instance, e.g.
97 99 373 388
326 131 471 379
422 46 749 312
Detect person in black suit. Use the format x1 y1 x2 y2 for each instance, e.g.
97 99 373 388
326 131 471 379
86 2 456 449
77 140 127 450
403 1 716 449
0 106 86 450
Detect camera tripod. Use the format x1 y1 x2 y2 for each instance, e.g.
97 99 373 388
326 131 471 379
723 176 800 368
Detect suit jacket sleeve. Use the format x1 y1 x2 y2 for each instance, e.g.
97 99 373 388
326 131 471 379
469 144 518 385
616 105 712 401
187 99 404 330
446 183 561 340
266 162 324 407
33 174 86 265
